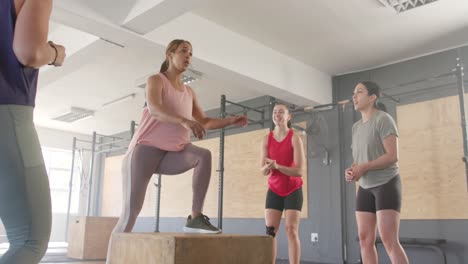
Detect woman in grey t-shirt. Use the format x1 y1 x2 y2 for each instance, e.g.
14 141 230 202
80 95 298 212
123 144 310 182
345 81 409 264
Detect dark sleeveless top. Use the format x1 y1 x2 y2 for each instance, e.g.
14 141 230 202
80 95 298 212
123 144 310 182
0 0 39 106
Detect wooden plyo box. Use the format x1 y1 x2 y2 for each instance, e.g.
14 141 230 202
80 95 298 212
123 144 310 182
67 216 118 259
108 232 273 264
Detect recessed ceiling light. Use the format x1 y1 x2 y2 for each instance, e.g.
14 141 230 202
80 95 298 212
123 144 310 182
52 107 95 123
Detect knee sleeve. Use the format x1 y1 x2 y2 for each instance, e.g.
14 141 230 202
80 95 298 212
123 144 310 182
266 226 276 238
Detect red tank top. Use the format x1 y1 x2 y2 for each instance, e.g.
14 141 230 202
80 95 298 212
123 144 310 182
267 129 303 196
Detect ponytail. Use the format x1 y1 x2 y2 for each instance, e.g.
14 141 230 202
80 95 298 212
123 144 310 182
375 102 387 113
160 59 169 73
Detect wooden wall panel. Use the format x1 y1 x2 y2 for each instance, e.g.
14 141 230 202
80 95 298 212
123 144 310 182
101 127 308 219
397 95 468 219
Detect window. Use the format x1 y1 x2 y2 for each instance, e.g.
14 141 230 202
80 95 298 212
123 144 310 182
42 148 81 214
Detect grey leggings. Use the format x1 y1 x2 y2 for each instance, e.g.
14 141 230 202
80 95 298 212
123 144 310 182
0 105 51 264
113 143 212 233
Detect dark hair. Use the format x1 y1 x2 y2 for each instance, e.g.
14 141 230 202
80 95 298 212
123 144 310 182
359 81 387 113
160 39 192 73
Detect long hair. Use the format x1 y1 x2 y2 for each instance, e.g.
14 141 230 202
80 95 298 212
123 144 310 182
159 39 192 73
359 81 387 113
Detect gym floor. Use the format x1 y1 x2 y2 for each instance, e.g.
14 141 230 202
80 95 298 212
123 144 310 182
42 261 321 264
39 259 321 264
49 262 103 264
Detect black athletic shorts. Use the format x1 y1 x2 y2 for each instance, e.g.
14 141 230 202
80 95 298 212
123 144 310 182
356 175 402 213
265 187 303 211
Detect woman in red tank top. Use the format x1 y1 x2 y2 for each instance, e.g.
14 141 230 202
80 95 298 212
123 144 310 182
260 104 305 264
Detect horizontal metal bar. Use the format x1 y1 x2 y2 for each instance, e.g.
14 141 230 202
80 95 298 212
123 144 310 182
227 107 266 116
246 120 264 127
291 108 308 113
97 145 129 153
95 146 128 154
95 138 130 148
303 99 352 112
270 98 299 110
389 81 460 98
225 112 262 124
256 103 274 109
382 92 400 103
75 139 93 144
372 80 468 103
192 115 315 140
77 148 92 152
225 100 264 114
291 125 306 131
194 121 266 139
94 133 111 138
95 133 126 140
382 71 456 91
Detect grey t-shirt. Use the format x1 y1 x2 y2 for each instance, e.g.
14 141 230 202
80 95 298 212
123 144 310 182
351 110 399 189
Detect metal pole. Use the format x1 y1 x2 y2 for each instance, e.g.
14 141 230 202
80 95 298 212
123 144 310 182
130 120 136 138
154 174 162 232
65 137 77 241
261 109 265 128
338 106 349 263
86 132 97 216
217 95 226 229
269 96 276 130
455 55 468 191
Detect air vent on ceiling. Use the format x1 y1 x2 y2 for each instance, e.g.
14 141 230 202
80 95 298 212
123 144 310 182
135 68 203 89
52 107 95 123
378 0 439 13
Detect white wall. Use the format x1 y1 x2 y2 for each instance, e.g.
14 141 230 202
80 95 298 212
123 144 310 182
36 126 91 150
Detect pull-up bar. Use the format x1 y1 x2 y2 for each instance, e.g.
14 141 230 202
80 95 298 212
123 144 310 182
225 99 265 114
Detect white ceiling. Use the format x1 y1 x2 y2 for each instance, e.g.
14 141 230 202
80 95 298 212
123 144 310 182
194 0 468 74
35 0 468 136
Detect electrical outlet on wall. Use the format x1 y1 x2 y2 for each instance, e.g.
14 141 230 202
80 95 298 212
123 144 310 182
311 232 318 242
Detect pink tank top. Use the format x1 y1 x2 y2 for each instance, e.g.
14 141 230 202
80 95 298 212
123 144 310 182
129 73 193 151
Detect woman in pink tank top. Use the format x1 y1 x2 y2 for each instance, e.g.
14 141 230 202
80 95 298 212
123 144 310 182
260 104 305 264
109 40 248 243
